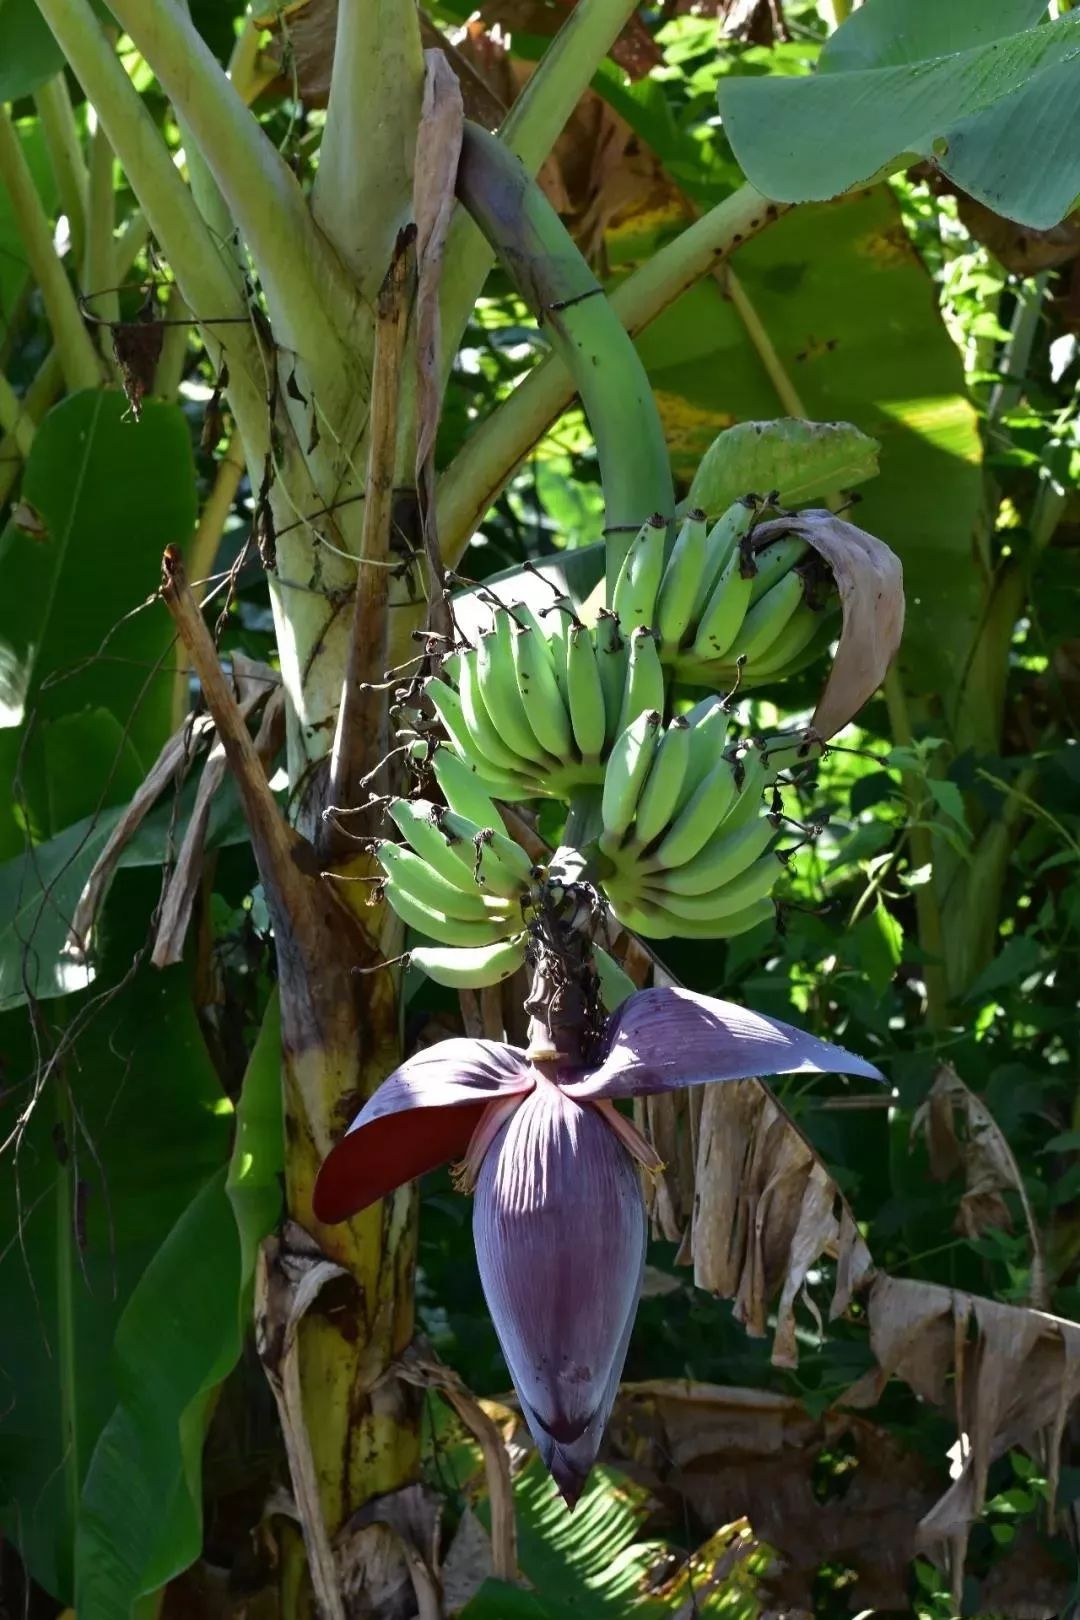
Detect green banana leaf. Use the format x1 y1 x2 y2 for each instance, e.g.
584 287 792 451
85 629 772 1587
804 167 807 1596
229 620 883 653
0 909 231 1602
0 390 196 822
0 772 249 1011
0 0 67 99
718 0 1080 231
75 996 282 1618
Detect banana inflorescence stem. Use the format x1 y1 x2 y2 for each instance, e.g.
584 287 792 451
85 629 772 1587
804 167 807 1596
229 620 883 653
454 122 674 584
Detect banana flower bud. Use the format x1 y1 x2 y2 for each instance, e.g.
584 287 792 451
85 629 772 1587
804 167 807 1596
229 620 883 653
314 988 881 1505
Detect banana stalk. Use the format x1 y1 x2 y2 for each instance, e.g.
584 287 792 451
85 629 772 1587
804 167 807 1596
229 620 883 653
454 123 674 589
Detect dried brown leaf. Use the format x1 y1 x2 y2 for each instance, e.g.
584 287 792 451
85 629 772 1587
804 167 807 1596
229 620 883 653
152 678 284 968
610 1381 938 1612
66 714 215 961
690 1080 873 1367
913 1063 1046 1303
753 510 905 739
841 1274 1080 1587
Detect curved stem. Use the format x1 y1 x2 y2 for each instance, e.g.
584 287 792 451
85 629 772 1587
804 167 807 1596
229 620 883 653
83 111 119 338
33 72 88 264
455 122 673 585
0 371 37 459
437 182 783 569
439 0 641 377
0 105 101 391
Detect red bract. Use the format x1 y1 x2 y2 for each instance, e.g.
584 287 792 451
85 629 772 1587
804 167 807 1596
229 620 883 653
313 987 882 1504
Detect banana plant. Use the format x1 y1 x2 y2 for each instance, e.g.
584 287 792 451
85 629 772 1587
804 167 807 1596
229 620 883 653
0 1 909 1613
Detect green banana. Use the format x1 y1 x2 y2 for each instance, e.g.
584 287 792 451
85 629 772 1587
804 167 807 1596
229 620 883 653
441 807 536 895
600 708 662 849
617 625 666 736
594 610 627 747
542 599 575 707
383 879 517 948
731 569 805 665
511 625 573 758
652 813 777 897
388 797 484 893
432 745 522 826
747 535 809 606
458 647 528 775
610 513 667 631
627 717 691 850
618 893 776 940
409 935 527 989
566 622 607 761
695 498 758 619
690 544 755 664
648 754 740 870
378 841 511 922
425 677 535 795
744 602 828 680
477 614 556 768
719 745 769 836
644 852 781 917
676 696 733 807
656 509 707 652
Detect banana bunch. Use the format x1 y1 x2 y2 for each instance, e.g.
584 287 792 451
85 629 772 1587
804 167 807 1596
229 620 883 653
595 697 783 939
421 599 667 802
376 748 541 988
615 502 838 691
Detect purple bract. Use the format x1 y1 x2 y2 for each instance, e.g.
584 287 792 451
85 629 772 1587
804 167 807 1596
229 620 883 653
314 986 882 1505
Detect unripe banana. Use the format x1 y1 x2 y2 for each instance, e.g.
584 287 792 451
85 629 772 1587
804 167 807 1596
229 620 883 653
619 893 776 940
695 497 758 618
477 614 556 768
610 513 667 630
690 544 755 664
600 708 662 849
651 812 777 896
425 677 535 795
645 851 781 917
409 935 527 989
441 807 536 895
731 569 805 665
677 696 733 808
747 535 809 606
388 797 485 893
617 625 666 736
432 746 522 826
378 841 511 922
566 622 607 760
458 648 528 775
383 879 517 948
627 717 691 850
745 602 828 679
542 599 575 707
594 610 627 747
649 754 739 870
511 626 574 758
720 745 769 836
655 509 707 651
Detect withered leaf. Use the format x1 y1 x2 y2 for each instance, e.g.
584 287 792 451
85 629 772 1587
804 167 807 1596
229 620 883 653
912 1062 1045 1302
752 509 905 739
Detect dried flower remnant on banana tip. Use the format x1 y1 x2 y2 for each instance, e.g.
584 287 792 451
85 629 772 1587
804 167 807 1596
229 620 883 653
314 965 883 1506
